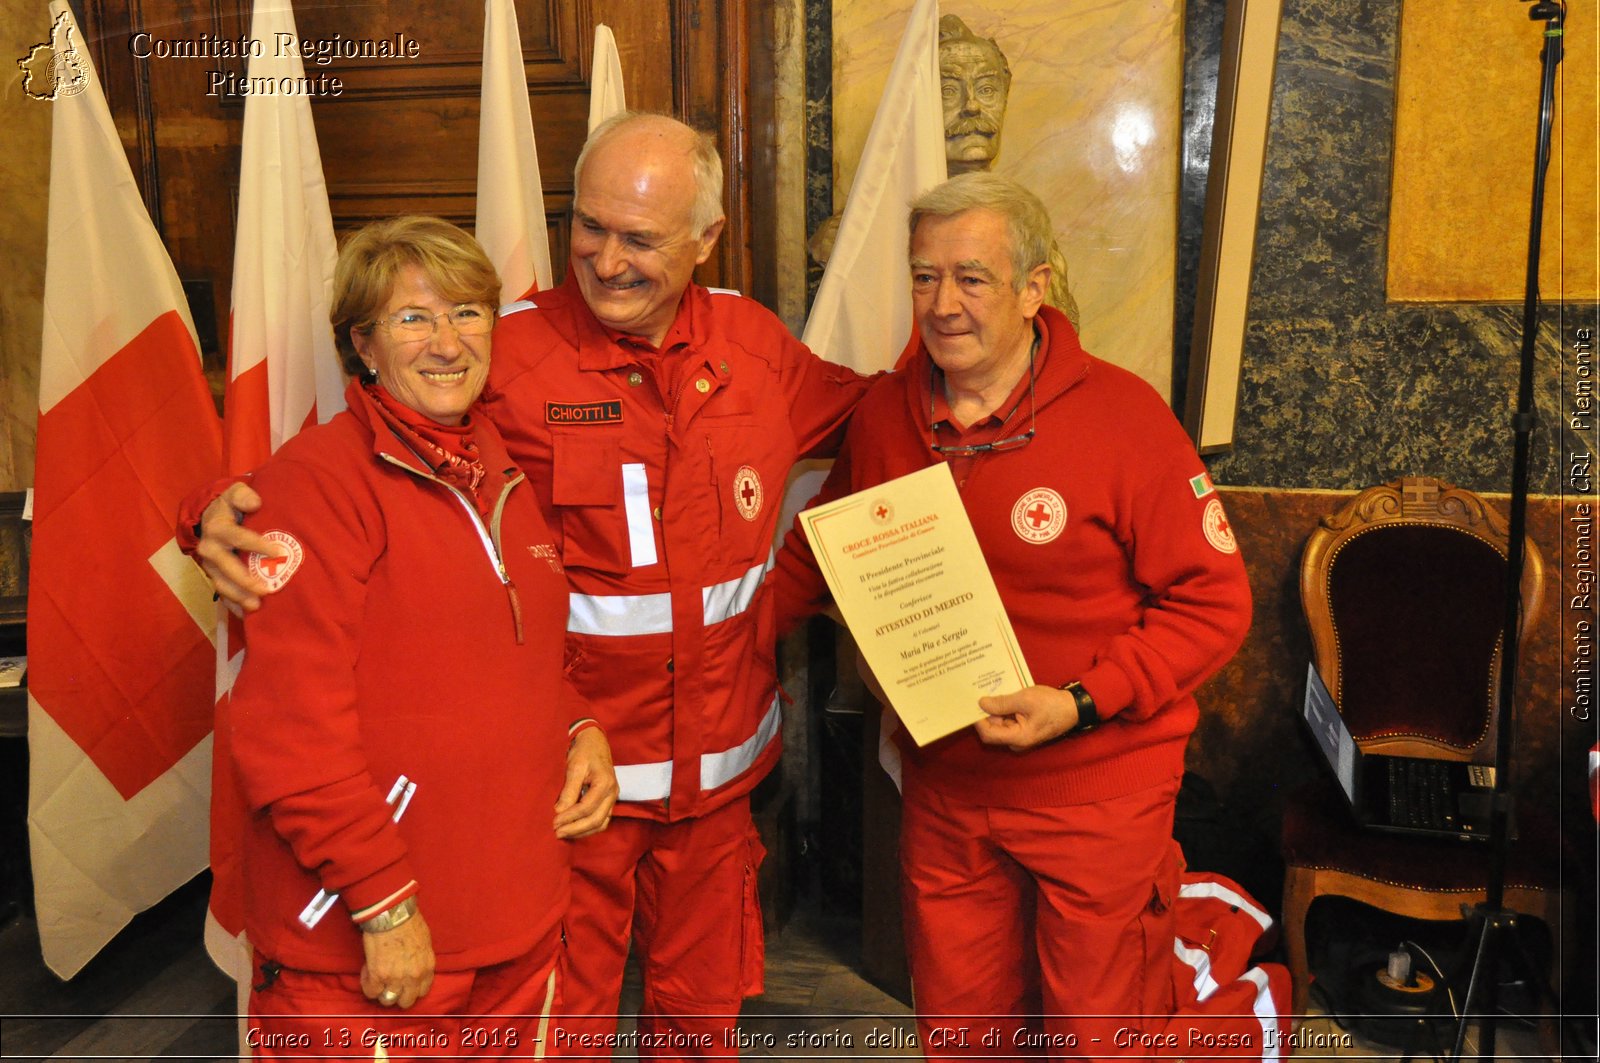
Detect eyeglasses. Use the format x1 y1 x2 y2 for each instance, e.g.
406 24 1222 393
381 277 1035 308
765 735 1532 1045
928 344 1037 456
370 304 494 340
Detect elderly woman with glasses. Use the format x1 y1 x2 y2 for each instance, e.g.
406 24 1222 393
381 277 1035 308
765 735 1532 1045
222 215 616 1056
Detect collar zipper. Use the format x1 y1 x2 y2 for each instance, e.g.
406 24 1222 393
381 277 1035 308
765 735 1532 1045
378 453 527 644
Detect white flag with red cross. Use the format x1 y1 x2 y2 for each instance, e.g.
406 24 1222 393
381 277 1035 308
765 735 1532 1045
477 0 554 303
208 0 345 999
790 0 945 787
588 24 627 133
27 0 223 979
800 0 945 372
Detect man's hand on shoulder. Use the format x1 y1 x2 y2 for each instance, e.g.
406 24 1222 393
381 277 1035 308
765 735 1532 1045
975 685 1080 751
196 481 275 615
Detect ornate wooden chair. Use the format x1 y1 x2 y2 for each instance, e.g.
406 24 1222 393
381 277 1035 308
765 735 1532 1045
1279 477 1565 1017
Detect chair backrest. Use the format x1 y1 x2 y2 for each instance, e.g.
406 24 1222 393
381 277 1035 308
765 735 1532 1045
1299 477 1545 761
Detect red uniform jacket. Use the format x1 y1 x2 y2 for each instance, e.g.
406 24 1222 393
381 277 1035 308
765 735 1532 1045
227 384 573 973
484 275 873 821
774 306 1252 807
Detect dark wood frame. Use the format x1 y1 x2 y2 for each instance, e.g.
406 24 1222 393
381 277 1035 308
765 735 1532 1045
1182 0 1285 453
0 492 29 627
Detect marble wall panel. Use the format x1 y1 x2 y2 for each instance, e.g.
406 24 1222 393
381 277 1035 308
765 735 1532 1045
1203 0 1598 495
825 0 1184 400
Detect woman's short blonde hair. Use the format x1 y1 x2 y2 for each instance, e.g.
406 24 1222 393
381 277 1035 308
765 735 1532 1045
331 216 501 376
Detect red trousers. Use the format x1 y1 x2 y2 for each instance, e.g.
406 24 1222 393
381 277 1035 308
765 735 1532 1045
549 797 766 1061
900 774 1183 1062
247 947 557 1060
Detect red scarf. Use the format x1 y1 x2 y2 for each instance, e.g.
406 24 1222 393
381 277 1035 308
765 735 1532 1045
361 381 503 519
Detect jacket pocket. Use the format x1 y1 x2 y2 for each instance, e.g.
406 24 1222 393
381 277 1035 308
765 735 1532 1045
739 828 768 998
700 416 790 569
550 432 631 576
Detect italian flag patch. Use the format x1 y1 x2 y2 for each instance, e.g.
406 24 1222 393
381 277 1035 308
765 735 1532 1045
1189 472 1215 499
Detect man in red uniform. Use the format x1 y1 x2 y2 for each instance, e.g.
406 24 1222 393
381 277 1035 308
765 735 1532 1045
189 113 874 1059
773 172 1253 1060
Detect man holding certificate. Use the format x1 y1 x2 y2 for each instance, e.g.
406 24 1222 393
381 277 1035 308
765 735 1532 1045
774 173 1253 1059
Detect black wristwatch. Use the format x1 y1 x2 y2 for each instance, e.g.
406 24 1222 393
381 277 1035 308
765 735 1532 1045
1060 681 1100 734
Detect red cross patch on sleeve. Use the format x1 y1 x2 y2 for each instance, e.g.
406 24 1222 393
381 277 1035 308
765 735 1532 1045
1202 498 1238 554
246 530 305 591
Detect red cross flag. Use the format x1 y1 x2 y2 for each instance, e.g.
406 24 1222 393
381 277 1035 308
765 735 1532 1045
782 0 942 521
800 0 944 372
209 0 344 1003
27 0 223 978
788 0 945 790
477 0 554 303
587 24 627 133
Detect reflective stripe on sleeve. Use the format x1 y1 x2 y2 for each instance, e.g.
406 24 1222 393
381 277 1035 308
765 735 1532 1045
1243 967 1282 1060
1173 940 1222 1003
1177 880 1274 933
701 695 781 791
614 760 674 803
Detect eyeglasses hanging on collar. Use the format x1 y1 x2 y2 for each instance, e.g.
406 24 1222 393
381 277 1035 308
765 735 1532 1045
928 340 1037 457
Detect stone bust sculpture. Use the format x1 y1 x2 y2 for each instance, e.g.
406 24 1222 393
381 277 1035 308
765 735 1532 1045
811 14 1080 330
939 15 1011 176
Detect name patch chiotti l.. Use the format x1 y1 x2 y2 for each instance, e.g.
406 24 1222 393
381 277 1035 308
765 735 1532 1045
546 400 623 425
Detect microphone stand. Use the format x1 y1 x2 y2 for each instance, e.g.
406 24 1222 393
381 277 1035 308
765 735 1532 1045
1447 2 1564 1060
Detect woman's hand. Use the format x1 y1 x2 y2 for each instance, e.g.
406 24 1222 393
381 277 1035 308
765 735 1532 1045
195 482 276 614
359 910 435 1009
555 727 618 839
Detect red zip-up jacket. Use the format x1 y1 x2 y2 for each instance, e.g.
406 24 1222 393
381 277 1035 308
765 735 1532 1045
483 275 874 821
227 383 573 973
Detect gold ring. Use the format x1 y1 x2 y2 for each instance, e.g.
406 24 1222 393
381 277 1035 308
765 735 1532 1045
380 989 399 1004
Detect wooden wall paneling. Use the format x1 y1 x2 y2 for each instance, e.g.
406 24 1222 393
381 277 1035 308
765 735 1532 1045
586 0 675 111
579 0 754 294
80 0 246 376
80 2 158 218
671 0 750 293
293 0 587 284
76 0 752 345
744 0 779 311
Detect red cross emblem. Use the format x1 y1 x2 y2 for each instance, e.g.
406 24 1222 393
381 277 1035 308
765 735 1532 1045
246 529 305 591
1202 498 1238 554
1011 488 1066 544
733 465 763 522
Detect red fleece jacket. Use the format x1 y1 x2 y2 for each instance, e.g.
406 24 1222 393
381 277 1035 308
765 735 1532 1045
226 383 575 973
773 307 1252 807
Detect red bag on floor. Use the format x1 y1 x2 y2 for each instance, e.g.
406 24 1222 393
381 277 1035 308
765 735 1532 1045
1157 872 1294 1059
